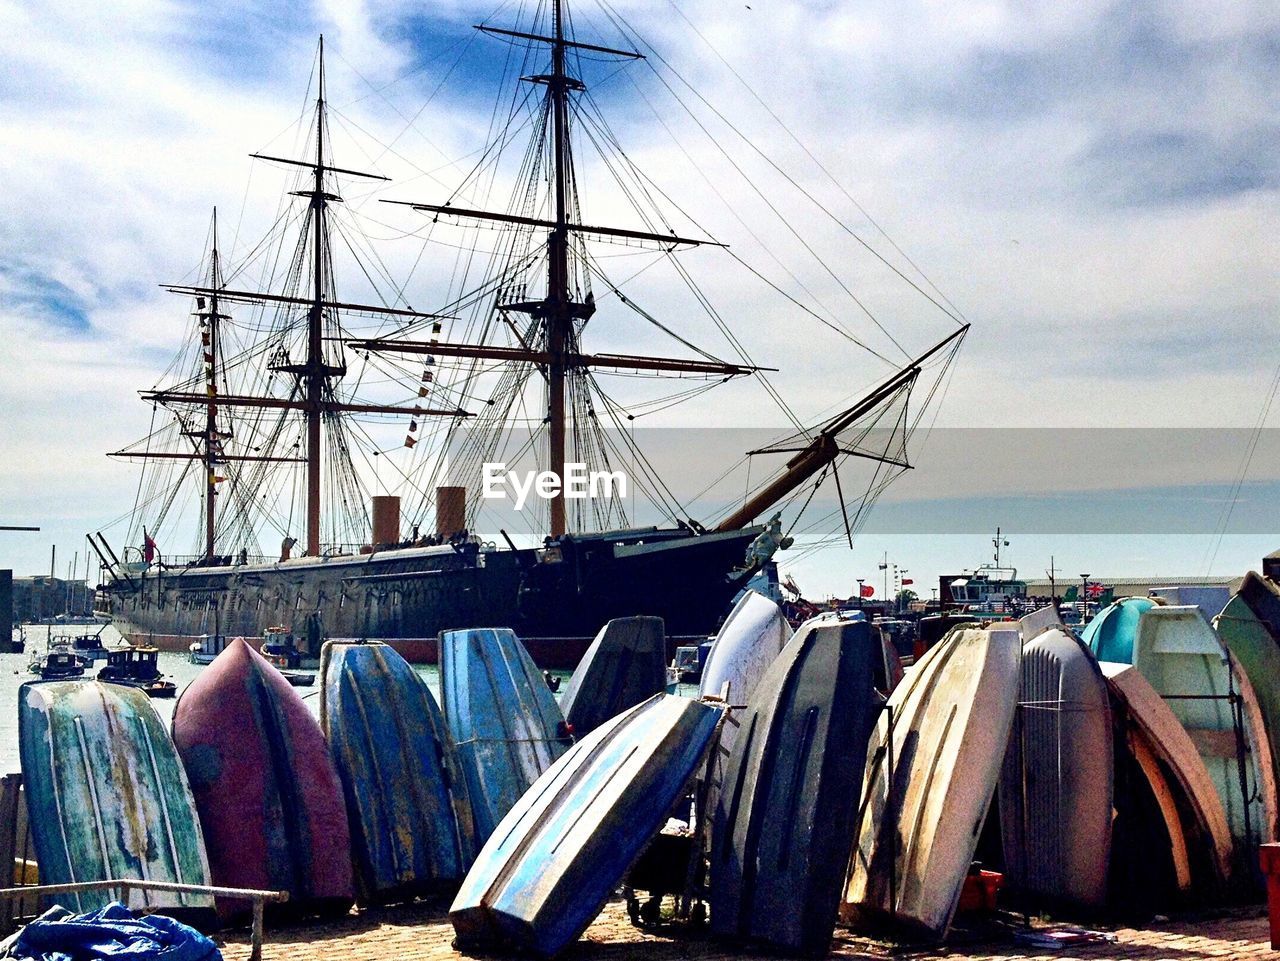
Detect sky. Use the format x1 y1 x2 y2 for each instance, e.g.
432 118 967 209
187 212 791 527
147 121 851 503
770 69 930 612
1 0 1278 597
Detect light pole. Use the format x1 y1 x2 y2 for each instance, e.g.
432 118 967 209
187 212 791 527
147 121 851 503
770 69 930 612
856 579 865 609
1080 573 1090 623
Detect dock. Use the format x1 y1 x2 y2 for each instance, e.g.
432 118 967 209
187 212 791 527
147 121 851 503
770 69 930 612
215 899 1274 961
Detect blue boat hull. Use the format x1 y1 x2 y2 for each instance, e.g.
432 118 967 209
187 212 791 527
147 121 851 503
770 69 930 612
450 693 723 957
558 616 667 736
320 640 477 902
710 618 883 955
440 628 572 843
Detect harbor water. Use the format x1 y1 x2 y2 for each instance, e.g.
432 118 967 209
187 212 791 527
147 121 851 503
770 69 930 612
1 625 594 775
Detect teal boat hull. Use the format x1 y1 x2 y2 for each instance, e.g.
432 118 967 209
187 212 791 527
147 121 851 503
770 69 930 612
1083 596 1156 663
19 680 213 914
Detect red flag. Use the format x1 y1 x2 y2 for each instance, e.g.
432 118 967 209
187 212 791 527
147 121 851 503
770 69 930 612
143 530 157 564
859 584 875 598
901 578 914 586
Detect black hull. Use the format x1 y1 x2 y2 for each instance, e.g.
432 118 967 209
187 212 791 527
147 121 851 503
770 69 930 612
103 526 761 667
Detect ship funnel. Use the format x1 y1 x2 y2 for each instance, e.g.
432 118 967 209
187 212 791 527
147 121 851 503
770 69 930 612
372 495 400 548
436 486 466 538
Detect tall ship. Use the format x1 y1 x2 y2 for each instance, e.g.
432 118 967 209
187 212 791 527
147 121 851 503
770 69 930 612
93 1 968 666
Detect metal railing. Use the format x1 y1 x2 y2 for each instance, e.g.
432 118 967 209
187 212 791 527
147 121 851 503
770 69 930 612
0 880 288 961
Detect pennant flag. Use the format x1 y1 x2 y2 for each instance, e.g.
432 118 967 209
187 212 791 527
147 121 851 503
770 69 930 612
143 530 157 564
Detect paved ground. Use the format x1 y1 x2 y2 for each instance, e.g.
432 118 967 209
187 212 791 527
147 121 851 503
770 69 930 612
218 898 1277 961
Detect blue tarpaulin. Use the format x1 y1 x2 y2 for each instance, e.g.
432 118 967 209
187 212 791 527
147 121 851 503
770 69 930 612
4 902 220 961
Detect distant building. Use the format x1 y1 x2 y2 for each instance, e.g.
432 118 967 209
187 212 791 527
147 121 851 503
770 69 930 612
1023 574 1239 599
12 576 94 623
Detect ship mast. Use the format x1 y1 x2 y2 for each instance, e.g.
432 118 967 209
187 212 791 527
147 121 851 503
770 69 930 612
304 38 331 557
203 208 223 560
127 37 470 559
363 2 765 537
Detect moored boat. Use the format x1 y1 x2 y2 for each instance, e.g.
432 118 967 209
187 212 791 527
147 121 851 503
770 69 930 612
450 694 722 957
557 616 666 737
28 645 86 679
97 646 177 698
711 617 883 955
172 636 353 919
188 633 228 665
320 640 477 903
999 628 1112 909
440 627 572 844
19 680 213 915
843 626 1021 938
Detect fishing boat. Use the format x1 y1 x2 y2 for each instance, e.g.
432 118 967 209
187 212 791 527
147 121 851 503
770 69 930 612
711 617 883 955
28 645 86 679
19 680 213 915
557 616 666 737
999 628 1112 909
97 646 177 698
843 626 1021 939
172 637 353 919
450 694 722 957
440 627 572 843
70 628 112 662
187 633 228 665
939 529 1028 617
320 640 476 903
92 0 967 667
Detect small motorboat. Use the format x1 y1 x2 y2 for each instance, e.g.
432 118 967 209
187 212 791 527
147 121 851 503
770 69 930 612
260 625 305 668
667 643 709 686
71 629 112 662
188 634 229 665
30 647 87 680
98 647 178 698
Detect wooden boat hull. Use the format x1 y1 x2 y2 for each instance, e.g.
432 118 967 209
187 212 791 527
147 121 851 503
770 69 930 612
320 640 477 903
1217 595 1280 786
18 680 212 914
557 616 666 737
450 694 722 958
999 628 1112 908
843 626 1021 938
440 628 571 844
1082 596 1155 664
711 618 883 955
1132 605 1277 855
172 637 353 918
1101 661 1233 886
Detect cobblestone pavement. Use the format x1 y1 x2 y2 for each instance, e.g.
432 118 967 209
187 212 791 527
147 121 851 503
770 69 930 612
217 899 1276 961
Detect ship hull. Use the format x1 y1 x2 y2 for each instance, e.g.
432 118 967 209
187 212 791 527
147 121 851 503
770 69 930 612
103 526 760 668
